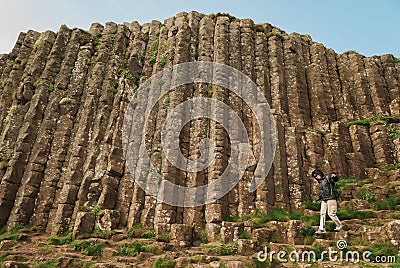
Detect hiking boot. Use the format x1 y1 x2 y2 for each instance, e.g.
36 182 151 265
315 229 326 235
334 226 343 232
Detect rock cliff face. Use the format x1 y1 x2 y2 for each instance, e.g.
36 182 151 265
0 11 399 241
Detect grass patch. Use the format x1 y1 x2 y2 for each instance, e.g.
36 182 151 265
151 40 159 52
33 258 60 268
336 178 357 188
70 260 95 268
143 244 158 254
149 56 156 65
82 243 105 256
229 208 298 223
119 241 158 257
128 224 156 239
390 127 400 139
117 61 136 83
33 78 41 88
360 178 373 185
141 53 146 65
113 26 119 34
92 40 100 47
303 235 315 245
344 50 359 55
0 231 20 242
300 226 316 236
70 240 91 251
336 208 376 220
269 208 301 221
159 42 168 68
142 229 156 239
199 226 208 244
270 232 283 243
112 80 119 94
120 241 143 257
48 85 55 93
303 200 321 211
372 194 400 210
79 32 92 42
22 58 28 67
96 225 115 238
0 225 33 242
205 87 214 96
389 212 400 219
384 164 400 171
347 115 400 127
325 222 336 232
121 70 136 82
164 97 171 108
239 231 252 239
91 205 101 216
310 242 327 261
159 57 167 68
202 242 238 256
365 242 399 260
346 119 372 127
349 237 368 247
0 254 10 267
300 214 320 226
39 246 53 253
78 228 114 240
224 214 241 222
148 40 159 65
119 60 128 70
153 258 176 268
156 233 170 243
394 58 400 63
47 233 72 245
190 255 211 264
357 187 376 202
70 240 105 256
227 206 350 229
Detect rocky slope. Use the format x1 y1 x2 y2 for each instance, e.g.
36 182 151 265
0 11 399 267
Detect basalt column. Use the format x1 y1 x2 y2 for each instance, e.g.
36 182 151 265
0 12 399 234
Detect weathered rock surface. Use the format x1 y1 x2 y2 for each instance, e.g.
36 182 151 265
0 13 399 259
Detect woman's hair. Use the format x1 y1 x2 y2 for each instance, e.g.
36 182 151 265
312 169 324 178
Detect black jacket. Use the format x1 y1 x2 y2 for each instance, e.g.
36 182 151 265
316 174 339 201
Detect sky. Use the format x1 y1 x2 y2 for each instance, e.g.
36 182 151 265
0 0 399 57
